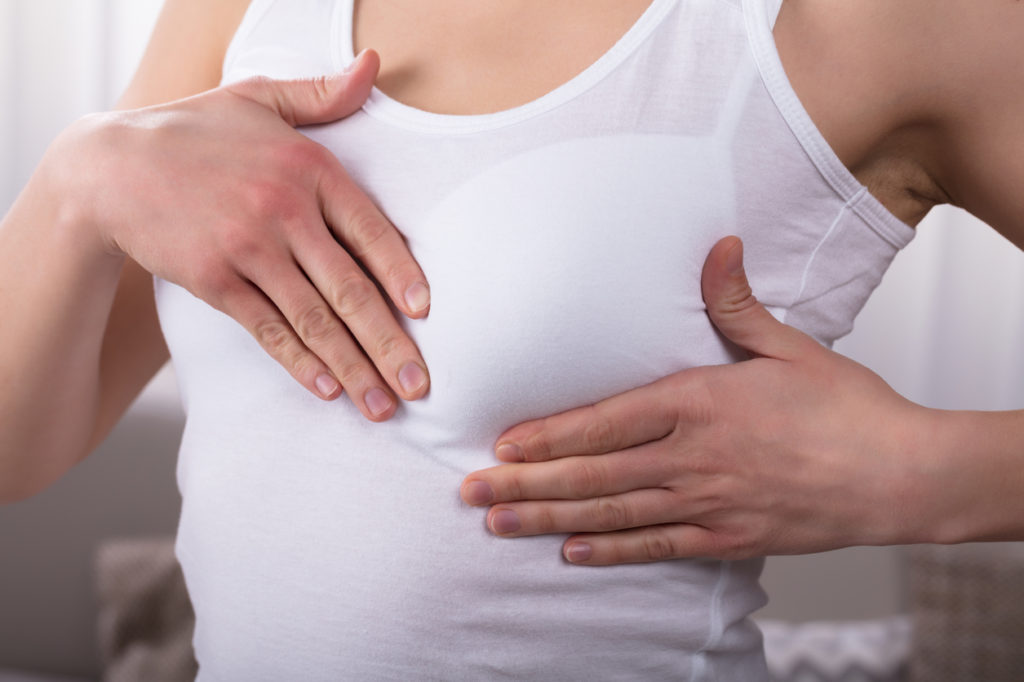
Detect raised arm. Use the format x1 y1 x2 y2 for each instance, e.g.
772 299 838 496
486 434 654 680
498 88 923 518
0 0 249 502
0 0 431 503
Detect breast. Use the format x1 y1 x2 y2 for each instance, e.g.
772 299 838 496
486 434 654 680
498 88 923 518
350 133 742 465
158 132 741 473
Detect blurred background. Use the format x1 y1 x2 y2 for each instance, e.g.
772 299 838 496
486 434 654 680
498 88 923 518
1 1 1023 680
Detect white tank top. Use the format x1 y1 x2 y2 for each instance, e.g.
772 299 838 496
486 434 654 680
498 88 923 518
155 0 914 679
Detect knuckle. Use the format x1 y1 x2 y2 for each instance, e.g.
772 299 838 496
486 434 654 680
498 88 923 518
719 539 752 561
675 372 716 427
595 497 633 530
254 318 296 358
641 528 680 561
271 137 327 175
567 462 606 499
686 454 719 479
522 423 555 462
374 332 408 364
724 532 762 560
220 219 271 263
243 178 292 218
534 507 557 534
294 304 338 344
344 209 389 257
243 74 274 92
193 260 236 301
329 274 378 318
333 357 371 388
229 75 272 105
581 406 617 451
382 261 416 289
308 75 333 110
501 473 525 502
602 542 629 566
278 213 312 241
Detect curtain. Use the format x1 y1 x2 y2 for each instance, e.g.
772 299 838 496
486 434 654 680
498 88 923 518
0 0 163 212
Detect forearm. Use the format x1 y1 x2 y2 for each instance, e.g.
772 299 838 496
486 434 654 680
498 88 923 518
0 138 125 503
915 408 1024 544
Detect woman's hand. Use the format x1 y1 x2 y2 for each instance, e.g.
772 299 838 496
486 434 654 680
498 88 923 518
461 237 939 564
51 50 428 421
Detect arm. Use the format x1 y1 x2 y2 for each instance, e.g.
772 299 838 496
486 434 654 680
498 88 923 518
459 1 1024 563
0 0 431 503
0 0 249 502
461 238 1024 563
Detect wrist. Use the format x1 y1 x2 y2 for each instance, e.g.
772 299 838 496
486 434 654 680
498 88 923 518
37 113 127 263
858 401 941 546
911 409 1024 544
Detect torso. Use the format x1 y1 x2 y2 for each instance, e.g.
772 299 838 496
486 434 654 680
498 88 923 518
163 0 918 676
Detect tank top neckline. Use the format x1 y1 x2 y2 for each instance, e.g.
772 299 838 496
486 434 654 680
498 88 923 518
332 0 678 135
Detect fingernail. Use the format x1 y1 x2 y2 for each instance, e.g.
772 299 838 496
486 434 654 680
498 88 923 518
345 49 367 73
462 480 493 506
495 443 524 462
315 373 339 398
364 387 393 417
565 542 592 563
725 240 744 276
398 362 427 394
490 509 520 535
404 282 430 314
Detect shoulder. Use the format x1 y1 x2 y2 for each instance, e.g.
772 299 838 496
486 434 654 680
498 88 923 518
117 0 253 109
910 0 1024 246
775 0 1024 241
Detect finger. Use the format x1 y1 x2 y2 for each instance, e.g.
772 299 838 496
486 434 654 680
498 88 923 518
216 280 343 402
462 441 674 505
561 525 726 565
298 229 429 400
244 259 399 421
316 157 431 319
226 49 380 127
701 236 811 360
483 488 683 538
493 377 682 463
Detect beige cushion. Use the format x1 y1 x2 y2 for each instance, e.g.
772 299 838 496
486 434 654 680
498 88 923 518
94 538 197 682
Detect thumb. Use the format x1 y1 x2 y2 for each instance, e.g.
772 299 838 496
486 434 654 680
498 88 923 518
227 49 380 127
701 236 809 359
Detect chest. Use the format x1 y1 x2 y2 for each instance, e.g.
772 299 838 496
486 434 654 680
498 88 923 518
355 0 937 226
353 0 655 115
162 126 741 448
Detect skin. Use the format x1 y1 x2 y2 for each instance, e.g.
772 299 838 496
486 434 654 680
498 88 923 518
2 0 1022 566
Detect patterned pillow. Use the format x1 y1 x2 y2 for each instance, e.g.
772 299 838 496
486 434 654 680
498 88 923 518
758 616 911 682
909 543 1024 682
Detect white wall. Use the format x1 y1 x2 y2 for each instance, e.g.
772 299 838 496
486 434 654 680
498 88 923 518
839 206 1024 412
